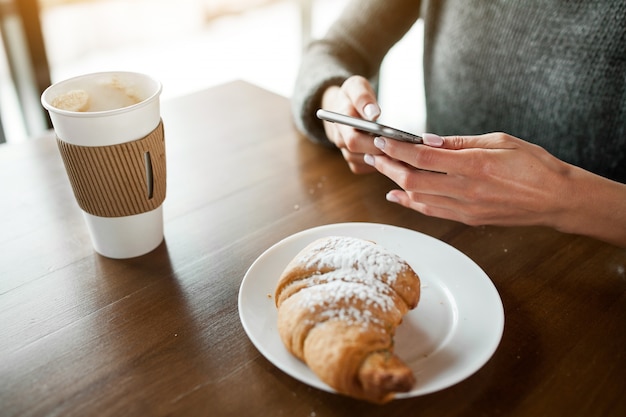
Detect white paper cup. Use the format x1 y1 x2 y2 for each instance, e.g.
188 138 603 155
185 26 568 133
42 71 165 259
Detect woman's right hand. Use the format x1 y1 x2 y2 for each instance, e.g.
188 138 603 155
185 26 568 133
320 75 383 174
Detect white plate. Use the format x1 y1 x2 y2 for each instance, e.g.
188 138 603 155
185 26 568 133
238 222 504 398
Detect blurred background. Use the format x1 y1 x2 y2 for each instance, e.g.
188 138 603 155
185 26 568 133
0 0 423 144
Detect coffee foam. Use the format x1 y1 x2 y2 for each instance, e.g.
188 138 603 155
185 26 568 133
51 76 142 112
51 89 90 112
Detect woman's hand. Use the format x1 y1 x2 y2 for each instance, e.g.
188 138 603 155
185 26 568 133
320 76 383 174
364 132 626 247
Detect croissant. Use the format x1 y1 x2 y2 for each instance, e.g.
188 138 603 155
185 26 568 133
275 236 421 403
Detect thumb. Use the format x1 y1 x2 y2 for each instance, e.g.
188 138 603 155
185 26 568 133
341 76 381 121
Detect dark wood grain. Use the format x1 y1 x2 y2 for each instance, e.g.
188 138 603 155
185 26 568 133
1 81 624 417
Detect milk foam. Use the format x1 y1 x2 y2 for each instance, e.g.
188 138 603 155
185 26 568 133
51 76 142 112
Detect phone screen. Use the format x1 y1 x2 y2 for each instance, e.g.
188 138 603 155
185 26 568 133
316 109 423 144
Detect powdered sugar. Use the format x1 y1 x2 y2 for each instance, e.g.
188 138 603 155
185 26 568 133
299 236 406 284
293 236 408 326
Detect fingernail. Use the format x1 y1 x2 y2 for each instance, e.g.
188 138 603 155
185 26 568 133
363 103 381 120
364 154 375 166
386 192 400 203
373 136 386 150
422 133 443 147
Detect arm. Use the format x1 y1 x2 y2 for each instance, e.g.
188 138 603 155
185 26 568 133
552 165 626 248
364 132 626 247
290 0 421 145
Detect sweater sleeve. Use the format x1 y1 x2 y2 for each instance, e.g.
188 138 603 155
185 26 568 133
291 0 421 145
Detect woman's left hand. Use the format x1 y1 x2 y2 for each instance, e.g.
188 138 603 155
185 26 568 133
364 132 574 228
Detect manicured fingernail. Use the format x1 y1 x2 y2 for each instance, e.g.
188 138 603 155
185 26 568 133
386 192 400 203
373 136 386 150
422 133 443 147
363 103 381 120
364 154 375 166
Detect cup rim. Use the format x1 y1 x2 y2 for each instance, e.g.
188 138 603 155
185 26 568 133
41 71 162 118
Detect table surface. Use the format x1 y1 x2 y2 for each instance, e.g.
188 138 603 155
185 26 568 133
1 81 625 417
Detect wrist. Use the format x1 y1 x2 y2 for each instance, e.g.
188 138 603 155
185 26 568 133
554 165 626 247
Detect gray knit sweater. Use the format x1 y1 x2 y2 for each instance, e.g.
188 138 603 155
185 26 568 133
291 0 626 182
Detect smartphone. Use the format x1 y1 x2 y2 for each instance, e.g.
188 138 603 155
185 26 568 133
316 109 423 144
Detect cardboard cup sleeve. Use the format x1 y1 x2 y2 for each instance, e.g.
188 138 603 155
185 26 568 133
56 120 166 218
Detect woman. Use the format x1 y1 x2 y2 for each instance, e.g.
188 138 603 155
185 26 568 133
291 0 626 247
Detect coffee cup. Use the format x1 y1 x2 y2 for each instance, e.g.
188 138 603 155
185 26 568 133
41 71 166 259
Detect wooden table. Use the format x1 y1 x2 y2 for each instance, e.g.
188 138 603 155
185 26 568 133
1 81 624 417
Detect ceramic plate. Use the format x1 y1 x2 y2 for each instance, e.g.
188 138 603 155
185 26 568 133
238 222 504 397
